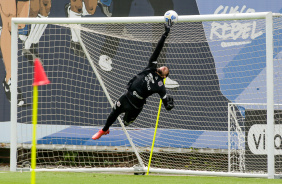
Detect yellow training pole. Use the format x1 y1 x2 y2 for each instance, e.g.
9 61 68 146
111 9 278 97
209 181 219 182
31 85 38 184
146 78 166 175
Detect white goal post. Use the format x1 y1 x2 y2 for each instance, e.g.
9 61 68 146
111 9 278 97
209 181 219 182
10 12 282 178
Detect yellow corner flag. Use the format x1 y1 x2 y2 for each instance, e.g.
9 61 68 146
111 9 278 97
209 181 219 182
31 58 50 184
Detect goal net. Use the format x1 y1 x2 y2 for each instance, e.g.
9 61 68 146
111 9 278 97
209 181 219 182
10 13 282 177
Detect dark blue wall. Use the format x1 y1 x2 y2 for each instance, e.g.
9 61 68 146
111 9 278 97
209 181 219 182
0 0 200 122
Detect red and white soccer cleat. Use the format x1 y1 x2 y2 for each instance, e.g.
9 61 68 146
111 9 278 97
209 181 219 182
92 129 110 140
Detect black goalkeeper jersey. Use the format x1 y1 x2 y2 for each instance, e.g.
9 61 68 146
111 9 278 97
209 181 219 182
126 33 169 109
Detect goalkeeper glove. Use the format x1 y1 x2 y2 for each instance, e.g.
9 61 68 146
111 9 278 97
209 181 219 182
165 95 174 111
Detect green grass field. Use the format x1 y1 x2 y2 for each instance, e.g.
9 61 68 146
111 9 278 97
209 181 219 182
0 172 281 184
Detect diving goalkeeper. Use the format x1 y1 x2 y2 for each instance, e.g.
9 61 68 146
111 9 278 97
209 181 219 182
92 24 175 140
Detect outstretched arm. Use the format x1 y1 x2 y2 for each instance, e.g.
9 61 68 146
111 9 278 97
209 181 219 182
148 24 170 67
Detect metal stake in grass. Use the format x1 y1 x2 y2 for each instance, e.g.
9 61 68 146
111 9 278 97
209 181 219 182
31 58 50 184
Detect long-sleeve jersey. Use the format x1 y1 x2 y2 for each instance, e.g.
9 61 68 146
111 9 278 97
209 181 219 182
126 33 169 109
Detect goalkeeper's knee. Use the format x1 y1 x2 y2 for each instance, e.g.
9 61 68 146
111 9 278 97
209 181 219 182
123 120 134 126
123 116 136 126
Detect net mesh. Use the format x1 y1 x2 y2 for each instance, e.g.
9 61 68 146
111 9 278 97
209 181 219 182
228 16 282 174
14 15 282 173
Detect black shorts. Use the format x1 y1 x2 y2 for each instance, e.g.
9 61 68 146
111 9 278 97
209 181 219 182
113 94 143 123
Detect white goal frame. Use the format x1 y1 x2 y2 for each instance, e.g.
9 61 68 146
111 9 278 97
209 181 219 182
10 12 279 179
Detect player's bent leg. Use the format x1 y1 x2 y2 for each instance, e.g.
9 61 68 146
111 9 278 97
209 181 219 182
123 115 136 126
123 119 134 126
92 97 125 140
123 106 142 126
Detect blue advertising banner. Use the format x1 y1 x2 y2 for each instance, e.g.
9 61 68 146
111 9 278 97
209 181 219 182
196 0 282 103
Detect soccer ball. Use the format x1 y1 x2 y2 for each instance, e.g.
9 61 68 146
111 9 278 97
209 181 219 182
164 10 178 24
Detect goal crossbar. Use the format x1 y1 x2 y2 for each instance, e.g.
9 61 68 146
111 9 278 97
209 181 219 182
12 12 274 25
